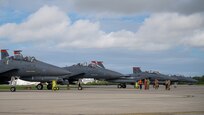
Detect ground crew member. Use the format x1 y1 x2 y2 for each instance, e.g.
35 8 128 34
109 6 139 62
154 79 159 89
165 80 168 90
135 82 139 89
138 79 143 90
144 79 147 90
147 79 150 90
52 80 58 91
167 80 171 90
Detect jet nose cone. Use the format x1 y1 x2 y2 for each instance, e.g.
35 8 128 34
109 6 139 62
190 79 198 83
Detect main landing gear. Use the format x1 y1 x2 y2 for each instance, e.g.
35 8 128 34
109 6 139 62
78 79 83 90
47 83 52 90
117 83 126 88
10 76 17 92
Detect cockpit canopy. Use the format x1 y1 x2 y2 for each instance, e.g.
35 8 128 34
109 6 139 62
73 62 104 68
7 55 36 62
1 50 36 63
5 51 36 62
144 70 160 74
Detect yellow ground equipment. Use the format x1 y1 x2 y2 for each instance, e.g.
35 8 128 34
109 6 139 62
52 80 59 91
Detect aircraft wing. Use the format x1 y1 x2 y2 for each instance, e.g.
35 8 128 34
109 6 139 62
68 73 86 79
0 68 18 84
107 75 148 84
0 68 18 75
108 77 138 84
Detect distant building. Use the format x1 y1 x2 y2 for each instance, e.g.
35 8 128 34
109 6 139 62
82 78 95 84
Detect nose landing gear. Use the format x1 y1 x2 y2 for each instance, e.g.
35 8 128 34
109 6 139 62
78 79 83 90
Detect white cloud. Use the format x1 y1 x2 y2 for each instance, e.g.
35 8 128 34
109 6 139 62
135 13 204 50
183 32 204 48
71 0 204 16
0 5 69 42
2 0 204 15
0 5 204 51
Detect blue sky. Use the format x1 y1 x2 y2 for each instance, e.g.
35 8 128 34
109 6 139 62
0 0 204 76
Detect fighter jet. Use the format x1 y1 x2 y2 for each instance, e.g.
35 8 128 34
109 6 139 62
64 63 178 89
108 67 178 88
132 67 178 82
0 49 70 92
63 61 124 89
170 75 198 84
22 61 125 90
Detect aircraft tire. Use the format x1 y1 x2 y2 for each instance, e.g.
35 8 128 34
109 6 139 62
10 87 16 92
36 84 43 90
122 84 126 88
117 84 122 88
56 87 59 90
53 87 57 91
78 86 83 90
47 84 52 90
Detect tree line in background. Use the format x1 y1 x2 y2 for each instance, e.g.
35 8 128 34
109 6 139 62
193 75 204 84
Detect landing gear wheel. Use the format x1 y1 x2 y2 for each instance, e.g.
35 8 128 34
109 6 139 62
77 79 83 90
78 86 83 90
47 84 52 90
53 87 59 90
53 87 59 91
10 87 16 92
122 84 126 88
117 84 122 88
36 84 43 90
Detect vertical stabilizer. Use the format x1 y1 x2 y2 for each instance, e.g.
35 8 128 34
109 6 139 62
1 49 9 60
133 67 142 74
96 61 105 69
13 50 23 60
91 61 105 69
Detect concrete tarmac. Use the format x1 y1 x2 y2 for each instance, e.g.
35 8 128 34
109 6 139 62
0 85 203 115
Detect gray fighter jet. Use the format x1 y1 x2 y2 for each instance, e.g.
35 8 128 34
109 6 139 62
0 49 70 92
64 64 179 89
125 67 197 85
108 67 179 88
64 61 125 89
22 61 124 90
131 67 178 83
170 75 198 84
